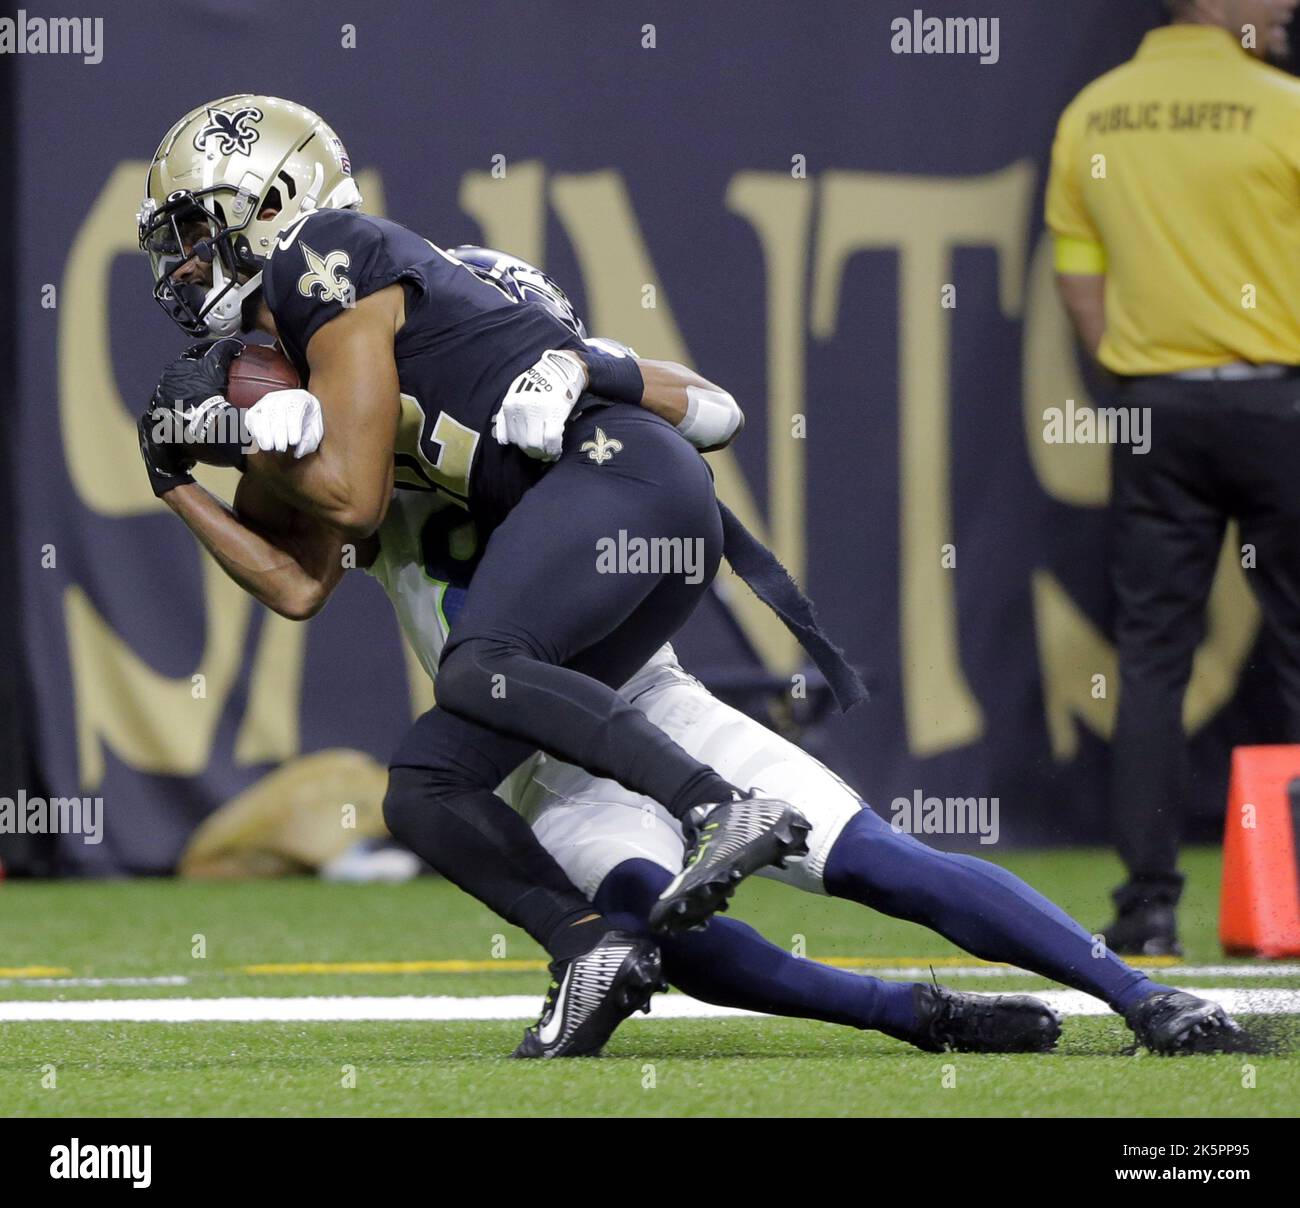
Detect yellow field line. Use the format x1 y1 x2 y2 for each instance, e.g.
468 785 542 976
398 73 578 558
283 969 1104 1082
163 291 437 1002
235 954 1181 976
0 967 72 978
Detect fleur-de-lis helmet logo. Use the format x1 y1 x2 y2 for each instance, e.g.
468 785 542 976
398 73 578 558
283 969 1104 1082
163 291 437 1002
193 106 264 156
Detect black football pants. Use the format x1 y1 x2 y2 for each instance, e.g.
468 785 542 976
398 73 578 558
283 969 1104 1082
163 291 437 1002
1109 372 1300 910
384 403 730 954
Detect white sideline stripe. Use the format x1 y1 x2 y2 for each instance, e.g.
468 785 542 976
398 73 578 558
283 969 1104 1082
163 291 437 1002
864 964 1300 980
0 988 1298 1023
1129 964 1300 978
1034 989 1300 1017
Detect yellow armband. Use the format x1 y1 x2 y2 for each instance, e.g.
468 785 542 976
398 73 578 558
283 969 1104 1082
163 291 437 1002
1052 234 1107 275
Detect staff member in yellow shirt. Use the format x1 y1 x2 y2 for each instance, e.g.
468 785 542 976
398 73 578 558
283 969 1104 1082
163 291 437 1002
1046 0 1300 955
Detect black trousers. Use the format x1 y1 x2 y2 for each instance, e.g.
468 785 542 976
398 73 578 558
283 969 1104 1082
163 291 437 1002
1109 372 1300 908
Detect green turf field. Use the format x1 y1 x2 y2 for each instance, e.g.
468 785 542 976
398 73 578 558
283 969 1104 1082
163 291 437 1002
2 846 1297 1117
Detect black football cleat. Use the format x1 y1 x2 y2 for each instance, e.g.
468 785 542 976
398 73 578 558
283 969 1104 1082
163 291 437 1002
1125 989 1248 1055
649 791 811 933
1097 902 1183 958
512 930 665 1059
910 984 1062 1054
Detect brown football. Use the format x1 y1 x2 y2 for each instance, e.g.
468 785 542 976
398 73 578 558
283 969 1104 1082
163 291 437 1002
227 343 301 408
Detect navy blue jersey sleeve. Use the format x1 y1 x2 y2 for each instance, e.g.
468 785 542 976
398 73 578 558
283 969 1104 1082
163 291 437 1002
263 209 413 365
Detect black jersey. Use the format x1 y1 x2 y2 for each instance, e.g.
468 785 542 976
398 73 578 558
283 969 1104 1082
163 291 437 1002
261 207 586 529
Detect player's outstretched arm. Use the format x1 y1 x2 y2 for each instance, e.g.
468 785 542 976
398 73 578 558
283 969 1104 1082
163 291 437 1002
494 342 744 460
629 358 744 451
246 285 403 539
576 340 744 451
162 473 351 621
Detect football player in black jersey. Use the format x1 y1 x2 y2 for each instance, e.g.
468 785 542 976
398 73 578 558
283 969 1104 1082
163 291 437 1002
136 96 815 1057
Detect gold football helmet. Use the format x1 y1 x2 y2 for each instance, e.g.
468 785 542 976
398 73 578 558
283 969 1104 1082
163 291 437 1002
138 95 362 336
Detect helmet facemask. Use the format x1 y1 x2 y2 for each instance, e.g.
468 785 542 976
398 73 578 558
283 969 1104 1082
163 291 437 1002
138 187 265 337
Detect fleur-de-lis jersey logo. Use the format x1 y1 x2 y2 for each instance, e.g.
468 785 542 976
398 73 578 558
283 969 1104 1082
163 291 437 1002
192 106 264 156
581 427 623 464
296 243 354 305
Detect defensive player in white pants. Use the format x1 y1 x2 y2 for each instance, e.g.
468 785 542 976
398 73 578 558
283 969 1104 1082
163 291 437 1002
512 649 854 901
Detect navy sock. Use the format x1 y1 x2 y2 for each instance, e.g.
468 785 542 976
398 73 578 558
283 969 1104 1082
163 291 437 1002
594 858 919 1040
824 808 1163 1013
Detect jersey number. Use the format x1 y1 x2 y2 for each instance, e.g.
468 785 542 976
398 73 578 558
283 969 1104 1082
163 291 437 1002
395 393 481 504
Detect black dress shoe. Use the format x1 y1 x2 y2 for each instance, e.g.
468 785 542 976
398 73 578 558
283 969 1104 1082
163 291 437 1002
1097 901 1183 957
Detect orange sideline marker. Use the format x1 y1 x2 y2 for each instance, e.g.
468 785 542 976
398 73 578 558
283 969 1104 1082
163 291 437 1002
1220 745 1300 958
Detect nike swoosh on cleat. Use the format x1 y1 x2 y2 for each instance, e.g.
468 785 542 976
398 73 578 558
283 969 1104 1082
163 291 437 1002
536 973 570 1047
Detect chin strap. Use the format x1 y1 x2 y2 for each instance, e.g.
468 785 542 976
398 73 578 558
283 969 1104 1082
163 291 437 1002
202 261 263 337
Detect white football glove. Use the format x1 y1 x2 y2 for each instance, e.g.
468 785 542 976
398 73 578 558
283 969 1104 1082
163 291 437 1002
492 349 588 461
244 389 324 459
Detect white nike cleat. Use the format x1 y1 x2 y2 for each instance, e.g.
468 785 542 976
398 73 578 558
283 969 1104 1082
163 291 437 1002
512 930 665 1058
